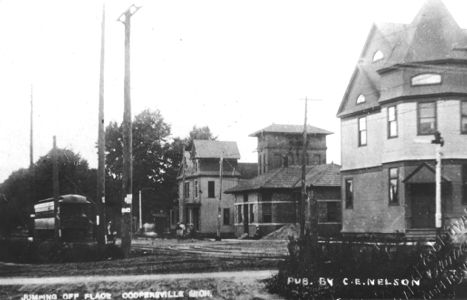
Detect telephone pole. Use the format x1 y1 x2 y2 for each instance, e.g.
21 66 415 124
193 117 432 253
52 136 60 240
30 85 34 169
180 144 186 224
299 97 321 240
118 4 141 258
97 5 106 247
216 155 224 241
300 99 308 239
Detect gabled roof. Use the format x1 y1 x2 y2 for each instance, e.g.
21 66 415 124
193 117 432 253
225 164 341 193
400 0 467 63
249 124 332 137
403 162 451 183
337 0 467 118
192 140 240 159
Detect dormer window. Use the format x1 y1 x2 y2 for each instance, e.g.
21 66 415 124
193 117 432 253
356 94 366 104
411 73 442 86
372 50 384 62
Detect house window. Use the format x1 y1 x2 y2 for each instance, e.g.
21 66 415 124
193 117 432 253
358 117 367 146
184 182 190 198
250 204 254 223
194 180 198 198
345 179 353 209
418 102 437 135
372 50 384 62
208 181 215 198
258 154 262 174
318 201 341 223
311 154 321 165
262 203 272 223
356 94 366 104
389 168 399 205
223 208 230 225
461 101 467 134
411 73 442 86
388 105 398 138
237 205 242 223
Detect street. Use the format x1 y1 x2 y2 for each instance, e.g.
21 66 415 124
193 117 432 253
0 238 287 299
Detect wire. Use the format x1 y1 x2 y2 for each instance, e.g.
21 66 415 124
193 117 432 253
340 101 465 126
341 63 467 106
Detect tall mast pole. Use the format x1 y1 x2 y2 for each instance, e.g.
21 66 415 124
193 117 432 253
30 85 34 169
216 154 223 241
29 85 35 240
119 4 140 258
300 98 308 239
97 4 106 247
180 145 186 224
53 136 60 240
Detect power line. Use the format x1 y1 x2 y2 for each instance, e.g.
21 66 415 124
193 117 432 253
340 101 464 126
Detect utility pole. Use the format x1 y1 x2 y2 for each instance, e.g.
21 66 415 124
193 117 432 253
97 4 106 247
299 97 321 240
30 85 34 169
52 136 60 240
180 144 186 224
300 98 308 239
29 85 35 241
118 4 140 258
432 131 444 228
138 189 143 231
216 155 223 241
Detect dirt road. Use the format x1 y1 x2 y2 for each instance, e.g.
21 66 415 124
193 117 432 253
0 269 278 285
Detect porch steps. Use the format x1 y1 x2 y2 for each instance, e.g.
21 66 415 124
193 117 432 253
405 229 437 241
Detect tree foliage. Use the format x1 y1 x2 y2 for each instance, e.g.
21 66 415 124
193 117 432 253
267 215 467 299
185 125 217 150
0 109 219 234
104 109 181 222
0 149 95 236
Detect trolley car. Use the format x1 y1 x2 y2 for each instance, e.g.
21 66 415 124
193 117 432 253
32 194 95 243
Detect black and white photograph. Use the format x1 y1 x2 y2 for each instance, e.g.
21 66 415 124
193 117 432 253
2 0 467 299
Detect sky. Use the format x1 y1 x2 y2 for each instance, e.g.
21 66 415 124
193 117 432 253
1 0 466 183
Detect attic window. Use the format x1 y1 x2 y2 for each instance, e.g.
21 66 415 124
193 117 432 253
411 73 442 86
356 94 366 104
372 50 384 62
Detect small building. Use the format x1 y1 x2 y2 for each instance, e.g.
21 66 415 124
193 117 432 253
337 0 467 239
225 164 341 237
226 124 341 237
173 140 257 237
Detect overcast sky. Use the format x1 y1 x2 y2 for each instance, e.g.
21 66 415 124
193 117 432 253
1 0 465 182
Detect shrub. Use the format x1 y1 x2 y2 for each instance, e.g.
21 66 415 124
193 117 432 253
266 213 467 299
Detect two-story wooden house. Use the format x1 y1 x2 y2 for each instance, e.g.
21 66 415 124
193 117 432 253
174 140 256 237
337 0 467 239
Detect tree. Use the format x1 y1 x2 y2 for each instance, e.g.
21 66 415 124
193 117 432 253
0 148 96 236
185 126 217 150
104 111 218 224
104 109 176 222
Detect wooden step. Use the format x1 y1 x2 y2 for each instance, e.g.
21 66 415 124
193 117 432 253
405 229 437 241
